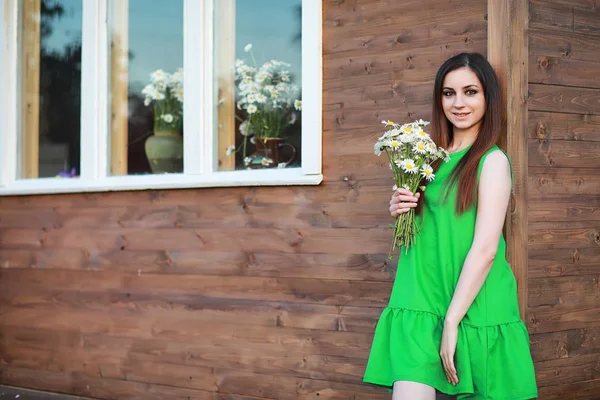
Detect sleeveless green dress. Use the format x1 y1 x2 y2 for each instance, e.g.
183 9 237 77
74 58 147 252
363 145 538 399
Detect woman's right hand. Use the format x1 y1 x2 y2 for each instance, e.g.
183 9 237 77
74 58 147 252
389 188 421 217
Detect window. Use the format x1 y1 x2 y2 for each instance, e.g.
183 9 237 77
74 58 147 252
0 0 322 195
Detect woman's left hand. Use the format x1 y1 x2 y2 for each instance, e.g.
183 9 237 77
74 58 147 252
440 321 459 386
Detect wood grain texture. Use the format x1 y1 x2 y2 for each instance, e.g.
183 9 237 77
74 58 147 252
528 111 600 142
529 0 600 36
488 0 529 320
529 83 600 115
528 247 600 278
530 28 600 63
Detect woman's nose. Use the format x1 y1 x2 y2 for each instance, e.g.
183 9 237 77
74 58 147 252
453 94 465 107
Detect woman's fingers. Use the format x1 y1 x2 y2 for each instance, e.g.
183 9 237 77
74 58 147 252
440 352 459 386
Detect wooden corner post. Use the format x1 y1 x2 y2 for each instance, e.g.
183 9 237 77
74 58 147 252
487 0 529 320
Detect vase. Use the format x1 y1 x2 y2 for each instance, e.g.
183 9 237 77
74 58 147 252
246 138 296 169
144 129 183 173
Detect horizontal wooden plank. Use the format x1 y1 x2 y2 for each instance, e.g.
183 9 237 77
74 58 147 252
530 326 600 363
528 221 600 249
529 167 600 195
529 0 600 37
0 180 391 209
0 249 394 281
529 275 600 310
0 325 372 386
537 377 600 400
528 247 600 278
529 83 600 115
529 54 600 89
528 111 600 142
528 306 600 335
529 28 600 64
0 295 381 334
528 138 600 168
529 193 600 222
0 364 388 400
0 366 217 400
535 353 600 388
324 0 484 47
324 35 485 87
0 309 377 360
528 275 600 333
0 268 391 307
323 101 432 132
0 227 392 254
0 202 397 230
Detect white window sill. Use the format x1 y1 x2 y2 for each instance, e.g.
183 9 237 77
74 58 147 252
0 168 323 196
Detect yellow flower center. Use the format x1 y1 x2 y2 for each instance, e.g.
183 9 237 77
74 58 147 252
391 141 399 147
403 126 412 133
425 170 431 176
407 163 414 169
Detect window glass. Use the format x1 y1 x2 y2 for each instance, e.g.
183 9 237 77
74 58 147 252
214 0 302 171
19 0 82 179
108 0 184 176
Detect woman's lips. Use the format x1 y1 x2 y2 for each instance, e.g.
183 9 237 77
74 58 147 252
453 112 471 120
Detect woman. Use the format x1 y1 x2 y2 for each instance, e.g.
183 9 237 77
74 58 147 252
362 53 538 399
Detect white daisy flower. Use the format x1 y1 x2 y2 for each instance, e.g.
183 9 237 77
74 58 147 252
413 141 428 154
421 164 435 181
415 129 430 139
392 184 398 190
247 104 258 114
426 143 437 154
225 145 236 156
244 157 252 166
381 120 395 126
256 94 267 103
389 139 401 149
261 157 273 166
294 100 302 110
277 162 287 168
374 142 384 156
400 133 416 144
399 159 418 174
150 69 167 84
161 114 174 123
244 43 253 52
250 137 256 144
143 98 151 106
247 94 257 103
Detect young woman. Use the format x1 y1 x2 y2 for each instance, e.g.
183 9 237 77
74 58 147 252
362 53 538 399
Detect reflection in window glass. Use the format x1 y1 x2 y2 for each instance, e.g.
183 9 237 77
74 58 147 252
215 0 302 171
20 0 82 179
108 0 184 176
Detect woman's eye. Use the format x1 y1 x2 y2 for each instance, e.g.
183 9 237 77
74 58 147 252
466 90 477 95
442 91 454 97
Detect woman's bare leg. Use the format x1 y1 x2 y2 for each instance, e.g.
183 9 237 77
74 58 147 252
392 381 436 400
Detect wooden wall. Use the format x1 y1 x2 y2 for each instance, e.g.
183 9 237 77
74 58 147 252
527 0 600 399
0 1 487 398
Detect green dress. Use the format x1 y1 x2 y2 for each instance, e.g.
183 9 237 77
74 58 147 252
363 145 538 399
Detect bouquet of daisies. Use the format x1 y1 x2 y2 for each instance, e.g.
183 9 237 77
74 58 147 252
142 68 184 131
374 119 450 256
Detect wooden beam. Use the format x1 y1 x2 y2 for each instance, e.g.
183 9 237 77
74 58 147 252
487 0 529 320
215 0 236 171
21 0 41 179
110 0 129 175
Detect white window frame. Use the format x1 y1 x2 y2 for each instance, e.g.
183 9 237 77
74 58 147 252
0 0 322 196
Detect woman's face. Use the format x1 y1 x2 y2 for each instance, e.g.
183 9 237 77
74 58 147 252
441 67 486 134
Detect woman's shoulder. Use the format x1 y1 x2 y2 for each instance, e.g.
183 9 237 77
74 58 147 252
477 145 512 181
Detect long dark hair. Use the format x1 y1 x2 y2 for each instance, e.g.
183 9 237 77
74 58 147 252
428 52 502 214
